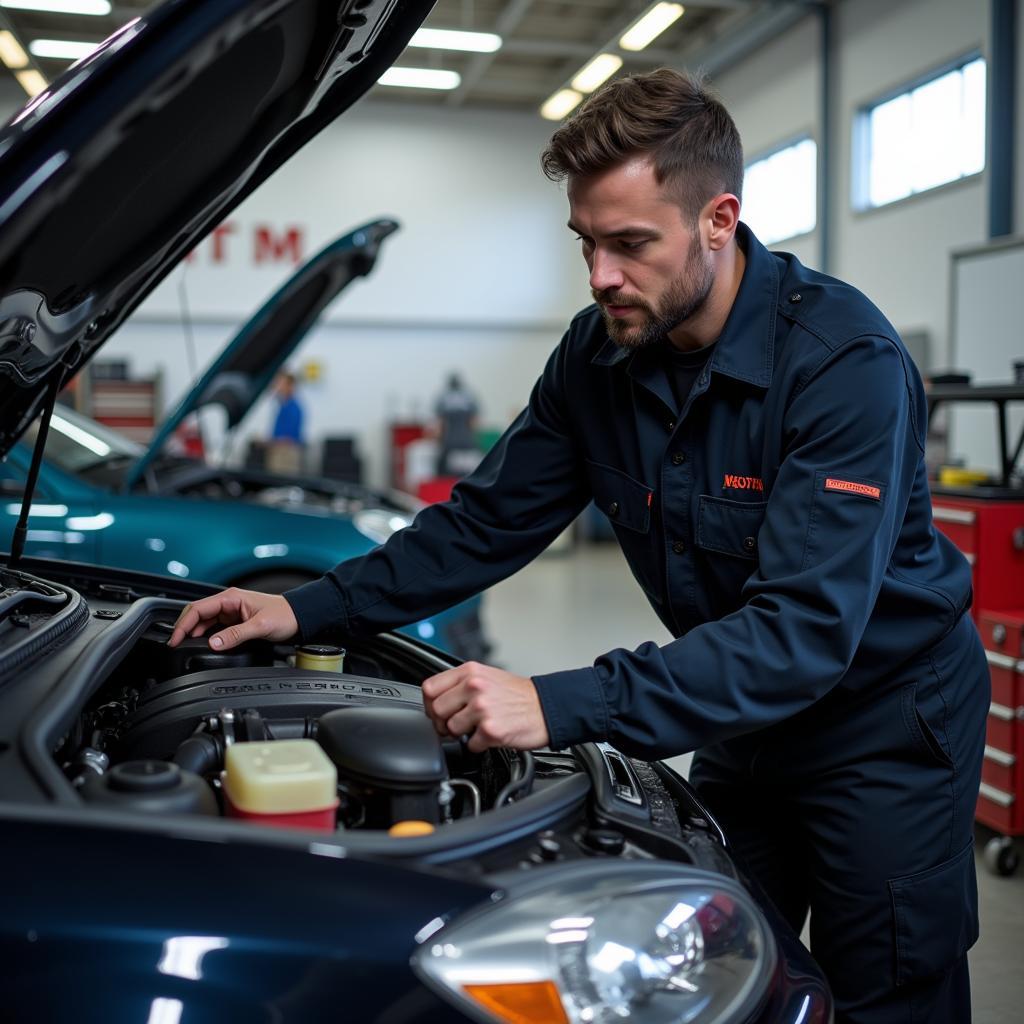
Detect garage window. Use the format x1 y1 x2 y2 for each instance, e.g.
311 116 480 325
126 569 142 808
742 137 817 246
853 54 986 211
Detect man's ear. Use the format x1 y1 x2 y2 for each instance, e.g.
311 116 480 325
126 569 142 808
703 193 741 252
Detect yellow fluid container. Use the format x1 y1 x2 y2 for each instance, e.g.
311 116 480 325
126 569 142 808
295 645 345 672
222 739 338 830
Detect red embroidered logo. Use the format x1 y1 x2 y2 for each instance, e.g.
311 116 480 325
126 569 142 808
825 478 881 500
723 474 764 492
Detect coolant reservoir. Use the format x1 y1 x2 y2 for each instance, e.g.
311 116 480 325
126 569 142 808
222 739 338 832
295 644 345 672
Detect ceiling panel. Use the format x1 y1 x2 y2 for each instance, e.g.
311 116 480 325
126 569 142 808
0 0 814 114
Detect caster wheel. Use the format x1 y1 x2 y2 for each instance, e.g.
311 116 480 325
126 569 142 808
983 836 1020 877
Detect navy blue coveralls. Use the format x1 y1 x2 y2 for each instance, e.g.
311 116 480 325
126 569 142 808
287 224 988 1023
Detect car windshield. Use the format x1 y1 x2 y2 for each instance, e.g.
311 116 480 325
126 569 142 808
25 406 144 483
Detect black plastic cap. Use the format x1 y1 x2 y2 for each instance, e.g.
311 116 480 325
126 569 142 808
317 707 446 789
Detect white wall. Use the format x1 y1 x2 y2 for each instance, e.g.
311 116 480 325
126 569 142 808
715 14 822 270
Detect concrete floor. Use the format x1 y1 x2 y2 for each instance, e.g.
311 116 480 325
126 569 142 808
483 541 1024 1023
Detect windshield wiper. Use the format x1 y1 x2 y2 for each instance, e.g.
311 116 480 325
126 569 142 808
9 368 64 569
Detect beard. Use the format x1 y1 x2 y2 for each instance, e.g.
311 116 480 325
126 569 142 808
594 233 714 350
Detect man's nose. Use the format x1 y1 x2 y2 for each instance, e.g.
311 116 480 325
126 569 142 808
589 249 624 293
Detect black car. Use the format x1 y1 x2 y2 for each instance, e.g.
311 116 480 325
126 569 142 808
0 1 832 1021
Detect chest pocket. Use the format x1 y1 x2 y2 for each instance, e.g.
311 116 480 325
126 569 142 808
696 495 767 559
587 460 652 533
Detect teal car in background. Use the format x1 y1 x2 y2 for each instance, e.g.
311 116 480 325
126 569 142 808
0 221 489 660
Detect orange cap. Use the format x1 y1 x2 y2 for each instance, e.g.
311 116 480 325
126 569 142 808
388 820 435 837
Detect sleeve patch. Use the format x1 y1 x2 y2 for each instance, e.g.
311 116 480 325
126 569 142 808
824 477 881 500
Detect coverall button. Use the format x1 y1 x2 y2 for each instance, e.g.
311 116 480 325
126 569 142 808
671 451 686 465
743 536 757 552
788 291 802 303
672 540 686 555
608 501 620 517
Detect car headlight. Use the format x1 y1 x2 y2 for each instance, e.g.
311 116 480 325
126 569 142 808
353 508 413 545
413 862 776 1024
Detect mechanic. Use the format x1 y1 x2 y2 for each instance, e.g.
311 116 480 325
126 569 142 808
170 69 988 1024
434 371 482 476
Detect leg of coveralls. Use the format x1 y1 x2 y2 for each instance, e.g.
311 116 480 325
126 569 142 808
692 613 986 1023
791 614 987 1024
689 741 812 936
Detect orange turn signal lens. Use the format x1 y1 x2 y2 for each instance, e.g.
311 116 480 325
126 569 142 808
462 981 568 1024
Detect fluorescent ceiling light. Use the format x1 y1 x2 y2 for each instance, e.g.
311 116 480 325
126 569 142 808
378 66 460 90
571 53 623 94
0 30 28 68
15 68 47 96
409 28 501 53
29 38 98 60
0 0 110 13
619 3 685 51
540 88 583 121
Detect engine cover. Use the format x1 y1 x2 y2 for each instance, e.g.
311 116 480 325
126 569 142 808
118 668 424 760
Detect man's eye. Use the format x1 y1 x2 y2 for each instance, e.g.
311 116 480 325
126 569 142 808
621 239 648 251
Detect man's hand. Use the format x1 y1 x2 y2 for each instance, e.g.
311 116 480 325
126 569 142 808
422 661 550 753
168 587 299 650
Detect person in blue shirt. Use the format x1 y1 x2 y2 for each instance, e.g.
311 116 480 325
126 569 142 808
267 370 304 475
271 371 304 444
171 69 987 1023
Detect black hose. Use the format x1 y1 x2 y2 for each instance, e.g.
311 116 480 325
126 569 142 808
172 733 221 776
494 750 536 807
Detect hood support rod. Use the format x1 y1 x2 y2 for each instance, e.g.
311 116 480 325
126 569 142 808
9 368 64 568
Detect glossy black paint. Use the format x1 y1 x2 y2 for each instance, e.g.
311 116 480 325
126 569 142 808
0 814 487 1022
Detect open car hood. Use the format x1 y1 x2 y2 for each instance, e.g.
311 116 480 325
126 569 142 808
126 217 399 487
0 0 434 460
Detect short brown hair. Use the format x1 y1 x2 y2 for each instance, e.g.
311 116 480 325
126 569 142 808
541 68 743 220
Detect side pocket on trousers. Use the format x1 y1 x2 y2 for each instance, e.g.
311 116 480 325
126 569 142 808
900 681 954 769
888 840 979 986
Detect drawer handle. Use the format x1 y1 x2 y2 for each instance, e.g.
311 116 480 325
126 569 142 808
979 782 1015 807
986 650 1018 670
984 745 1017 767
990 702 1015 721
932 507 977 525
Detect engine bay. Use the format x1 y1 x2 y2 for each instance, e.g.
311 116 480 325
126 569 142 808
0 561 727 873
56 621 560 835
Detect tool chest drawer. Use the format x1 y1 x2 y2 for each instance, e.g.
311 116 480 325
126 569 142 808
931 503 978 555
980 610 1024 658
978 609 1024 835
931 499 1024 619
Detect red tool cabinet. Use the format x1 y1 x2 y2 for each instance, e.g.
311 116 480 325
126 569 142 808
926 383 1024 873
932 494 1024 874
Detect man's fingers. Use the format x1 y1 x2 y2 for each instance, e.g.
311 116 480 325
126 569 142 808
208 616 266 652
421 666 468 701
429 685 471 725
169 593 241 647
444 705 480 739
